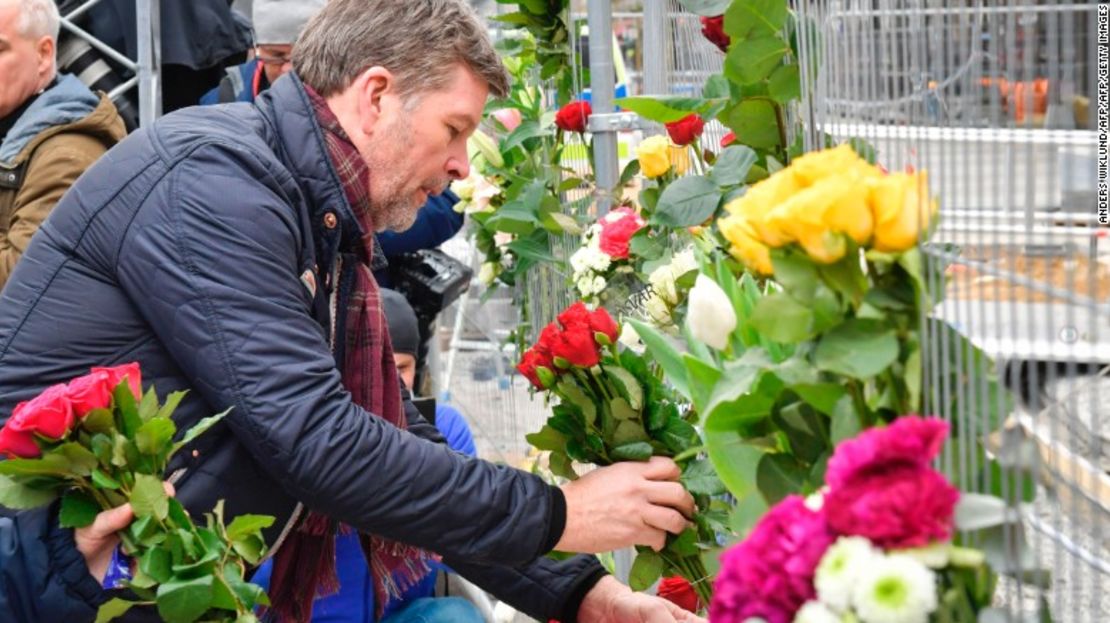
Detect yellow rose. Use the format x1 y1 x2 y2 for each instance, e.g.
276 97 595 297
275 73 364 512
637 136 671 178
669 144 691 176
718 214 774 276
790 143 882 186
722 169 801 247
869 171 936 252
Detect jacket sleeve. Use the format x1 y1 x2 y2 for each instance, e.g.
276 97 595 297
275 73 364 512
446 554 608 623
0 505 107 622
375 190 464 257
114 142 563 568
0 133 108 287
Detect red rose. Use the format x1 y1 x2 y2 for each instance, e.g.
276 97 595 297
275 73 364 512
720 131 737 148
700 15 730 53
555 100 591 133
549 326 601 368
517 348 555 389
657 576 700 613
557 302 592 333
92 362 142 400
66 369 114 417
597 207 646 260
587 307 619 344
665 114 705 146
536 323 562 355
0 384 76 457
0 425 39 458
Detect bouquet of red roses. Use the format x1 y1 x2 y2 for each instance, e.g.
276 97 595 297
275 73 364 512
518 302 725 607
0 364 273 623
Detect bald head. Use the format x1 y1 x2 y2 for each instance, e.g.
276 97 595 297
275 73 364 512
0 0 59 40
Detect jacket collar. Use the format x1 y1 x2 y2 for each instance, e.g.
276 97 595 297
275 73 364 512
0 74 101 166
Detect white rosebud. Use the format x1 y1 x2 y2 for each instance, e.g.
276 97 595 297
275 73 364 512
649 263 679 305
644 293 673 327
618 323 645 353
685 274 737 351
478 262 500 286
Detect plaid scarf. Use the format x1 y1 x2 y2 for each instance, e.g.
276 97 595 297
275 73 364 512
267 85 436 623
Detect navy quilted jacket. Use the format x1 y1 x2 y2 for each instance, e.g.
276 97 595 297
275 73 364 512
0 74 602 622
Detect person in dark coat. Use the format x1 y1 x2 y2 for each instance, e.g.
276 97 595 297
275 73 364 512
0 1 701 622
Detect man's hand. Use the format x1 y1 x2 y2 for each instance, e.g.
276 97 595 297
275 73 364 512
75 503 135 583
578 575 707 623
555 457 695 553
75 482 174 582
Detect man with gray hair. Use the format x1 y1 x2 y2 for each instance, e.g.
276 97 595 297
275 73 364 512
0 1 703 621
0 0 125 288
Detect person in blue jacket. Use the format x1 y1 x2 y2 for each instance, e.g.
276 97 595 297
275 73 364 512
252 289 481 622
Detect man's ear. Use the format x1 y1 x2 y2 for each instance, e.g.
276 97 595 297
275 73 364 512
356 66 395 137
36 36 55 82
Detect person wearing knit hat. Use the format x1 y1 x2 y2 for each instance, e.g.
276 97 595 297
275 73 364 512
199 0 326 105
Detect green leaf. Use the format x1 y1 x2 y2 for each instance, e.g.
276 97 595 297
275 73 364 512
129 515 160 545
613 420 650 446
603 365 644 411
501 119 547 153
0 453 70 477
157 576 214 623
683 354 722 415
767 64 801 103
526 425 568 452
611 442 654 461
756 453 808 504
706 431 764 500
138 387 160 422
815 319 899 379
791 383 847 416
729 491 769 535
609 397 639 421
156 391 188 421
506 236 557 263
226 514 275 542
725 35 789 84
548 451 577 481
724 0 789 39
614 96 720 124
135 418 176 455
91 468 122 490
174 409 229 455
81 408 115 434
702 74 731 100
723 99 781 150
59 490 101 528
708 145 758 187
629 320 690 400
682 459 725 495
231 533 268 566
658 416 698 454
556 380 597 426
629 550 664 591
749 292 814 343
651 175 721 228
677 0 732 17
96 598 137 623
130 473 168 520
619 160 641 187
139 547 172 583
113 382 143 438
57 443 99 476
830 396 862 443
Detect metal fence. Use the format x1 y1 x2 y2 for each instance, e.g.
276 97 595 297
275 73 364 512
794 0 1108 620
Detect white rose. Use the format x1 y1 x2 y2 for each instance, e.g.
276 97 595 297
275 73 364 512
649 263 679 305
644 293 673 326
685 274 737 350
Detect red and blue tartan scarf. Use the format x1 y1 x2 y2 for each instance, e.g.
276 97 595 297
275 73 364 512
267 85 436 623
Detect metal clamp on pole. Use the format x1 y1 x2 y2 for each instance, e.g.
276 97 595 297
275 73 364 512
587 112 644 133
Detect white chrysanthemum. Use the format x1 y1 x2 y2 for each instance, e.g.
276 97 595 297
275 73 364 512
794 601 842 623
816 536 880 613
590 276 606 295
852 554 938 623
570 247 592 275
804 490 825 512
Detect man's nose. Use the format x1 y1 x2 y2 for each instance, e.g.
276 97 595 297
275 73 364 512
447 152 470 181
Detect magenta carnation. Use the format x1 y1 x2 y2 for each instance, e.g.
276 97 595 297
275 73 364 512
597 207 646 260
823 463 960 549
710 496 834 623
825 415 948 490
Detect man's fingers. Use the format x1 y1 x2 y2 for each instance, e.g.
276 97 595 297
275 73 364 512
643 505 690 537
645 480 696 519
163 482 176 497
88 503 134 537
641 456 681 481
